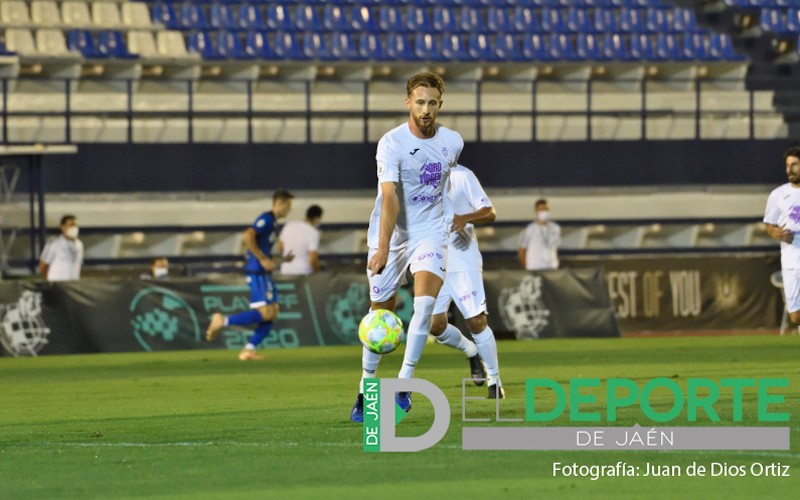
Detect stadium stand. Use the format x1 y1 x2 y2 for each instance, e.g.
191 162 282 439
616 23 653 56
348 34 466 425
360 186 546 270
0 0 792 143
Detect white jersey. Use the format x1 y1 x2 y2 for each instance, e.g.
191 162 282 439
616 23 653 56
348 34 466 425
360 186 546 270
40 234 83 281
367 123 463 250
447 165 492 272
519 222 561 270
279 220 320 275
764 182 800 269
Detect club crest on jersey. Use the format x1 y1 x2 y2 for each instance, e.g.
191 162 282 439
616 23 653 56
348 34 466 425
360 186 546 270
419 161 442 188
791 205 800 224
442 147 449 157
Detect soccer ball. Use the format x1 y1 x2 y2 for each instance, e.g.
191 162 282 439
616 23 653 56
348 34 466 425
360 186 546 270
358 309 404 354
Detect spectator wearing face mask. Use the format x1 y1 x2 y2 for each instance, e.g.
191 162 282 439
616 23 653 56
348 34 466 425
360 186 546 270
278 205 323 276
518 199 561 271
39 214 84 281
141 257 170 280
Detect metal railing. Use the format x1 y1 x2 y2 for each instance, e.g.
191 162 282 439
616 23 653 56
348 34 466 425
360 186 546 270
0 76 784 144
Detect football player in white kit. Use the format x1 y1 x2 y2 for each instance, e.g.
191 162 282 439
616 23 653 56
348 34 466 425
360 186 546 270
765 147 800 328
351 72 464 422
429 164 505 399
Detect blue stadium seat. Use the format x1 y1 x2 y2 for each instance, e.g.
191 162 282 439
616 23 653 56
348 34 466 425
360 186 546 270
511 6 539 32
593 8 617 32
548 33 578 60
322 5 349 31
459 6 486 32
494 33 525 61
151 3 180 30
576 33 600 59
265 4 293 31
178 3 209 30
468 33 495 60
330 32 363 60
645 7 670 33
486 7 512 33
97 31 138 59
274 32 309 60
672 8 696 32
761 8 794 35
385 33 416 60
218 31 254 60
414 33 446 61
238 4 266 30
566 8 592 33
628 33 654 60
600 33 629 60
540 7 566 33
303 32 335 61
432 6 458 32
378 6 404 32
245 31 277 59
619 8 646 33
777 0 800 7
187 31 224 60
406 6 431 31
358 33 389 60
787 9 800 33
67 30 105 58
295 5 322 31
441 33 471 60
707 33 746 60
653 33 683 60
522 33 553 60
209 3 236 30
351 6 379 32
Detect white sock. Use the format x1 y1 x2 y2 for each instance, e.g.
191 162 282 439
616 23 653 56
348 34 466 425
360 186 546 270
359 347 381 393
472 326 501 386
436 323 478 357
398 296 436 379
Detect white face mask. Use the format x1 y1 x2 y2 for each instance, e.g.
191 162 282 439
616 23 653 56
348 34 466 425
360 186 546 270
153 267 168 278
65 226 79 239
537 211 550 222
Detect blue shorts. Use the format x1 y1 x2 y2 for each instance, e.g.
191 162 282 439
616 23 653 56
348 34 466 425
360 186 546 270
246 273 279 308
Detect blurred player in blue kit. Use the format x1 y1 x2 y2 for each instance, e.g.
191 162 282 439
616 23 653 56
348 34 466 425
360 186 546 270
206 190 293 360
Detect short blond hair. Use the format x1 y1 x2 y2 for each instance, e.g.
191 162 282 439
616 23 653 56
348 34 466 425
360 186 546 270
406 72 444 97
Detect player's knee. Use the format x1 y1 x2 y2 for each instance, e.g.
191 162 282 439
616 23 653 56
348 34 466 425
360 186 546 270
430 313 447 336
371 296 396 312
465 313 488 333
258 305 277 322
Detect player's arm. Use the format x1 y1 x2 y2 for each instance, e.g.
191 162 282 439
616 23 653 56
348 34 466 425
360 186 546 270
309 250 321 273
452 206 496 232
242 227 276 271
38 241 52 278
368 181 399 276
765 223 794 243
38 261 49 278
517 228 528 269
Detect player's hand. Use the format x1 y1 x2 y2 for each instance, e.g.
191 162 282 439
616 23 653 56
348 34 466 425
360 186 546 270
778 226 795 243
368 249 388 277
453 230 471 250
259 257 276 272
283 251 295 263
451 214 470 233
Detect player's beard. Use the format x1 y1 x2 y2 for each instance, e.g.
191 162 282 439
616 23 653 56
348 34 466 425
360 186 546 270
413 114 435 137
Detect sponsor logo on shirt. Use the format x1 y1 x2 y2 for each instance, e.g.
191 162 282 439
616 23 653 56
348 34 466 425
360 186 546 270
419 161 443 188
791 205 800 224
409 193 441 204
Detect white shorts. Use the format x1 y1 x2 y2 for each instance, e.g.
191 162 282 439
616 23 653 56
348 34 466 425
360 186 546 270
783 268 800 313
433 270 487 319
368 239 447 303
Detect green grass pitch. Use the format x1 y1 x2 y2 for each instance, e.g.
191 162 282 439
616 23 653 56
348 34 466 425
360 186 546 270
1 335 798 499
